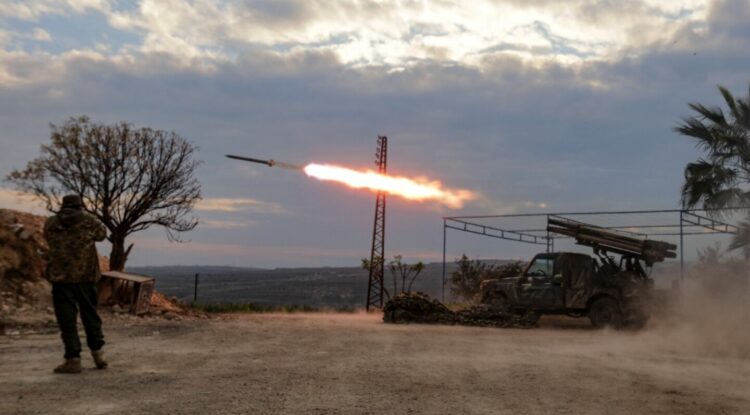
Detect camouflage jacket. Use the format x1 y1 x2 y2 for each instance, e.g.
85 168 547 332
44 209 107 283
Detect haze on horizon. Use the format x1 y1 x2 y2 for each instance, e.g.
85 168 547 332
1 0 749 268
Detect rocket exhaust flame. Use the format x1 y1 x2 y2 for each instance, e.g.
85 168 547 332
303 163 475 209
226 154 475 209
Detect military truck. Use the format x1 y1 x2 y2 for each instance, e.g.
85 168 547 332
480 217 676 329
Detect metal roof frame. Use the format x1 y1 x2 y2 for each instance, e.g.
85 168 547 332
440 207 745 301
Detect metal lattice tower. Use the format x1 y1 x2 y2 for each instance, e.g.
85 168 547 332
366 136 387 311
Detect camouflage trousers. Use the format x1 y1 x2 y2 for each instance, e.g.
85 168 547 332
52 283 105 359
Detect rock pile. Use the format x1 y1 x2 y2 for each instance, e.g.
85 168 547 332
0 209 51 316
383 292 538 329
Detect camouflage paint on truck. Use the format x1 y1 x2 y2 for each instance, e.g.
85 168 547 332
480 252 653 328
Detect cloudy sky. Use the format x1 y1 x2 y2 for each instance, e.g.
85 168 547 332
1 0 749 268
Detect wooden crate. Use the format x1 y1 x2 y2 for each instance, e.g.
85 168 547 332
97 271 155 315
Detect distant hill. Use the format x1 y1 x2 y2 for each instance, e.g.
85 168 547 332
128 265 265 276
128 257 683 307
127 262 472 307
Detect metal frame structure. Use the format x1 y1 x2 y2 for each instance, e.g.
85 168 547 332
366 136 388 311
441 208 744 301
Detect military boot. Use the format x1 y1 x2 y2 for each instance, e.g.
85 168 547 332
91 349 108 369
54 358 82 374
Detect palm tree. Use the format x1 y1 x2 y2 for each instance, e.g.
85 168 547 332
676 83 750 252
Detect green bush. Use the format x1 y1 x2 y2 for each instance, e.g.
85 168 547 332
449 255 524 302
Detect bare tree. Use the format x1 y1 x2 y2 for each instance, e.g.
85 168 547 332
362 255 425 300
6 116 201 271
387 255 425 296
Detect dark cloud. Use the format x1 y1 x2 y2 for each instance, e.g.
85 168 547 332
709 0 750 34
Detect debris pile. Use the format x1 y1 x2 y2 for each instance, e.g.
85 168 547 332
454 304 540 328
94 290 208 324
150 291 184 313
383 292 538 328
145 292 207 320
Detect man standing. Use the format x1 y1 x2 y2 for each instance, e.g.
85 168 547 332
44 194 108 374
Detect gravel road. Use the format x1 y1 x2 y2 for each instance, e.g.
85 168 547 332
1 313 749 414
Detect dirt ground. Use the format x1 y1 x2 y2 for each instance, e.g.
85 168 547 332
1 313 749 415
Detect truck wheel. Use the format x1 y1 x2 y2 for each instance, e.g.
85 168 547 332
589 297 622 329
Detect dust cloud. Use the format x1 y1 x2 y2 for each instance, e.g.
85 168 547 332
603 259 750 360
653 262 750 359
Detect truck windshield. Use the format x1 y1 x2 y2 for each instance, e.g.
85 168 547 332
526 257 554 277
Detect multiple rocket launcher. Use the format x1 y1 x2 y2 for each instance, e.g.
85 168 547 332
547 217 677 266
